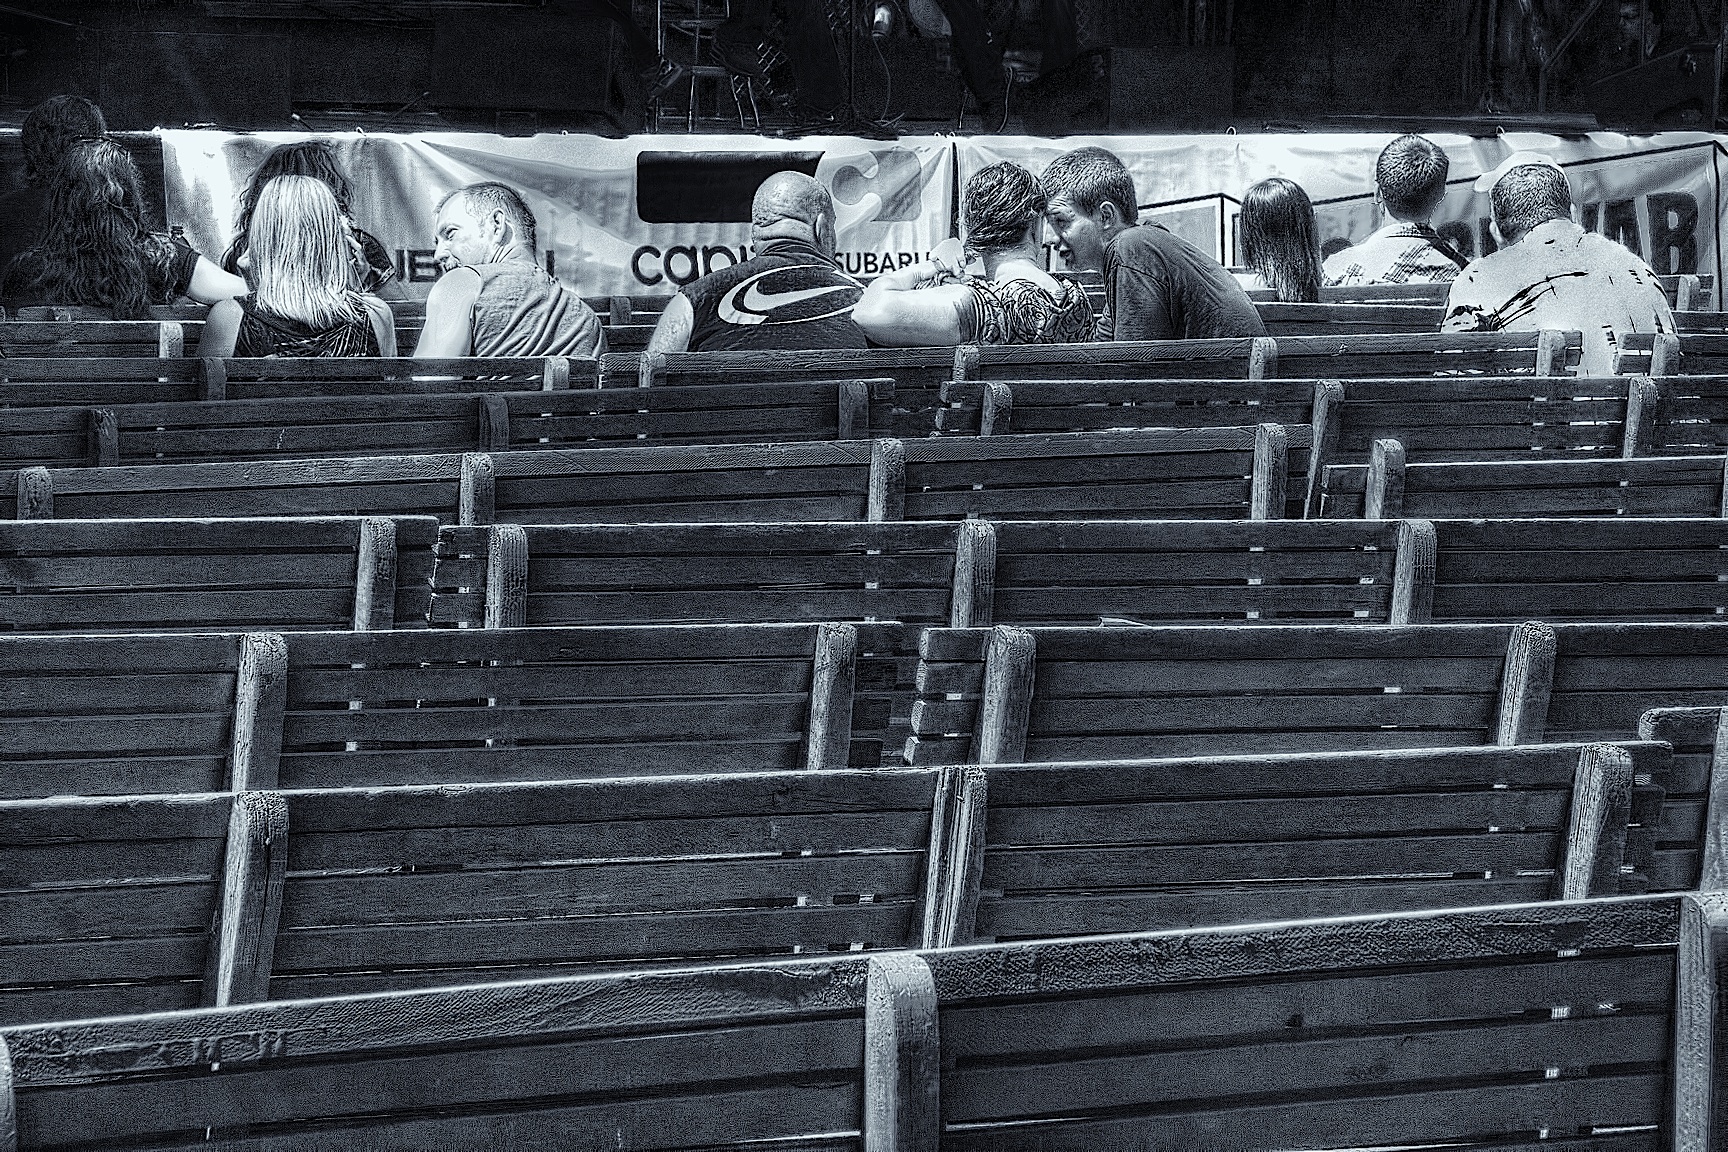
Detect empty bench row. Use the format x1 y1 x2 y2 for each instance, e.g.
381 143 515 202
0 741 1670 1029
1 891 1721 1151
20 515 1728 638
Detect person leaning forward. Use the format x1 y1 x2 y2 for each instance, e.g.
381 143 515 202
416 182 606 360
647 171 867 355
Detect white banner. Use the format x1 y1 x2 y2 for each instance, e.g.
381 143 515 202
960 132 1727 287
160 131 956 298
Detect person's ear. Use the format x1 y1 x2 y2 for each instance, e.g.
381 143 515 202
1098 200 1118 229
1489 219 1506 246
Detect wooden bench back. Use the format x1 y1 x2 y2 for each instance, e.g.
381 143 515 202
0 378 888 468
1254 300 1444 334
1245 272 1711 308
0 320 183 358
0 741 1657 1028
0 516 436 634
4 892 1719 1150
1638 706 1728 891
905 619 1728 768
0 623 857 799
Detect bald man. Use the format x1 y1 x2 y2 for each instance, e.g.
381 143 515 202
647 171 867 354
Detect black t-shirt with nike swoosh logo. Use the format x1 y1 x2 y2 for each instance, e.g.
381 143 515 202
683 237 869 352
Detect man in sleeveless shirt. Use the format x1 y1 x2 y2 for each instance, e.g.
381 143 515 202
416 182 607 360
646 172 866 355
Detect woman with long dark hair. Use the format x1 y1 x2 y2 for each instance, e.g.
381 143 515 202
1 138 244 316
199 175 395 358
1238 177 1324 303
853 161 1093 346
222 139 400 298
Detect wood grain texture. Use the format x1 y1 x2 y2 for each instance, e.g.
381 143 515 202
228 633 287 792
806 623 859 771
476 393 510 451
1674 892 1728 1152
839 380 871 442
458 452 495 526
869 439 907 523
863 953 939 1152
949 521 997 630
203 791 289 1008
919 764 989 948
14 469 50 521
975 627 1035 766
1496 620 1557 746
978 383 1012 438
1247 336 1277 379
483 524 529 629
1558 744 1635 899
1623 375 1660 456
1364 438 1405 519
351 517 398 631
1249 422 1288 520
83 408 117 468
1390 519 1437 625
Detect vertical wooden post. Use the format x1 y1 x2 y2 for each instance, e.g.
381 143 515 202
804 622 858 770
637 351 665 389
198 357 228 401
476 394 512 452
838 380 871 442
1388 519 1437 625
953 345 980 382
918 764 989 949
948 520 998 629
1674 892 1728 1152
85 408 118 468
16 467 51 520
1650 332 1682 379
1534 328 1570 376
158 321 185 359
484 524 530 629
978 383 1013 437
864 952 940 1152
1702 710 1728 891
868 439 907 522
1555 743 1634 900
1494 620 1557 746
542 356 571 390
1249 422 1289 521
975 626 1036 765
0 1035 16 1152
203 791 288 1008
352 517 398 631
229 633 288 791
1303 380 1345 518
1678 273 1701 312
459 452 497 526
1621 376 1660 458
1364 438 1406 519
609 296 632 327
1247 336 1278 379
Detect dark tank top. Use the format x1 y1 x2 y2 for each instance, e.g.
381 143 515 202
683 238 867 352
234 293 381 357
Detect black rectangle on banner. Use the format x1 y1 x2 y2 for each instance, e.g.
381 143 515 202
636 152 823 223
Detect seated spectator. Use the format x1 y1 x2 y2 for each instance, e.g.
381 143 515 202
415 182 606 360
1039 146 1264 341
648 171 865 354
0 95 106 276
1 138 245 317
1442 152 1673 377
198 176 396 358
1325 134 1469 286
222 139 403 300
853 161 1092 346
1237 177 1323 303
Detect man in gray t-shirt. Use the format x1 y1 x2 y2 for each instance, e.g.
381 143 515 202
415 181 606 360
1039 146 1265 342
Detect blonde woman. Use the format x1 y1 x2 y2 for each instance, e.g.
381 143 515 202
201 175 396 358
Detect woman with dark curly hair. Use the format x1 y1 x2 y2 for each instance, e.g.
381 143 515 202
0 95 108 275
853 161 1094 346
1 138 244 317
222 139 401 298
1237 177 1324 303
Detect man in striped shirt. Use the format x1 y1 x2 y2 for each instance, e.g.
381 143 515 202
1324 134 1469 287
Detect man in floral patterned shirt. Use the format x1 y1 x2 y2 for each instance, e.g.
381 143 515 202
1324 134 1470 287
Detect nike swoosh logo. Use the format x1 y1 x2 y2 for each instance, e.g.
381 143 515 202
718 266 860 326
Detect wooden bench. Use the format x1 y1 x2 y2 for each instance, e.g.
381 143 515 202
0 739 1654 1031
1254 300 1444 334
0 623 858 799
0 355 590 407
904 619 1728 766
0 378 889 467
1637 706 1728 893
930 892 1724 1149
0 320 184 358
0 516 435 634
1246 270 1713 308
3 892 1719 1150
1321 441 1728 518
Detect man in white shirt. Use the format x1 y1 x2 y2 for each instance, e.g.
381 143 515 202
1441 151 1674 377
1325 134 1470 287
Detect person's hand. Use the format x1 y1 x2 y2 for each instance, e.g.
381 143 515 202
928 236 966 283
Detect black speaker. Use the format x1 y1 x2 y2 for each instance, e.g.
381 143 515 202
1022 46 1234 133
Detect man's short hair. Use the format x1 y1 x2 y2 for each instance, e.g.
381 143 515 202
1038 147 1139 225
1375 134 1449 220
438 182 538 251
1490 165 1573 241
